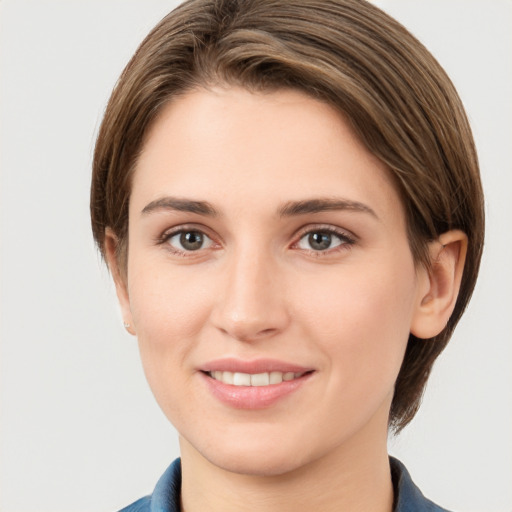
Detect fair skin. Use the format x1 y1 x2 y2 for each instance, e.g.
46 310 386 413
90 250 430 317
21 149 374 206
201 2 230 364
106 87 466 512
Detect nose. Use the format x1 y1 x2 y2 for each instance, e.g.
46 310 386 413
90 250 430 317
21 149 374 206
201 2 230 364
211 245 290 342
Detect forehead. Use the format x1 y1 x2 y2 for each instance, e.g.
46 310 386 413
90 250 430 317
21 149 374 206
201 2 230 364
131 86 404 224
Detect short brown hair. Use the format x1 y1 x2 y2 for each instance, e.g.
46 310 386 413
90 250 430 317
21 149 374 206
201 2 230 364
91 0 484 431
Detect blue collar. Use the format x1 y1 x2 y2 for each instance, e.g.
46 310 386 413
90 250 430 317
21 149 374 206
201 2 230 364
119 457 450 512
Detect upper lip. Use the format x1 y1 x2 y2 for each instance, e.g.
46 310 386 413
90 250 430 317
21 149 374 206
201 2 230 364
200 358 314 374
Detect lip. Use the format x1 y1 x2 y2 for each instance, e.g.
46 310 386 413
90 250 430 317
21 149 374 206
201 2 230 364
199 358 315 410
200 358 313 374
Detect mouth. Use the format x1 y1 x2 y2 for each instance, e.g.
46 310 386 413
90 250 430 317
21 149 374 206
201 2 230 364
205 370 310 387
199 359 315 409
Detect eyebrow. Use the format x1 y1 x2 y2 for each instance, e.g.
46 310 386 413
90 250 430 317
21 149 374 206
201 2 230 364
278 197 378 219
141 197 218 217
141 196 377 219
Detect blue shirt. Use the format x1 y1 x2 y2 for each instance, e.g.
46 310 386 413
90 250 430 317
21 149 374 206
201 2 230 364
119 457 450 512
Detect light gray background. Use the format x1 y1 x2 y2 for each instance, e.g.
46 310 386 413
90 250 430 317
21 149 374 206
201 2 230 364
1 1 511 511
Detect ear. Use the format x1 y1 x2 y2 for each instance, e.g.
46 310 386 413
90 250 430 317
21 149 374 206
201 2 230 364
104 228 136 336
410 230 468 339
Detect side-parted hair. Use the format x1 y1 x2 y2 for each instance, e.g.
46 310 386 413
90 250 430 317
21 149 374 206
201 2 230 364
91 0 484 431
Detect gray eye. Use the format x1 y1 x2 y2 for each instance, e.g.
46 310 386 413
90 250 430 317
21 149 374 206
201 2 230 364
297 231 344 251
308 232 332 250
168 230 213 251
181 231 204 250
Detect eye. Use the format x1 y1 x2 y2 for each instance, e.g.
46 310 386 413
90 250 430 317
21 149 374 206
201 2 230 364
295 229 354 252
165 229 215 252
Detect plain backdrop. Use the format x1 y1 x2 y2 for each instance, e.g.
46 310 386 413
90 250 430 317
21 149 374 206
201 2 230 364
1 1 511 511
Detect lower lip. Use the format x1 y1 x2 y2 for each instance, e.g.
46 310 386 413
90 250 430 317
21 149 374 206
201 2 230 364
201 372 313 409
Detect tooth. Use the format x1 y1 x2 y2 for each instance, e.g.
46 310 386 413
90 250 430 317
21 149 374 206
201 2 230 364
222 371 234 385
251 372 270 386
233 372 251 386
211 370 302 386
269 371 283 384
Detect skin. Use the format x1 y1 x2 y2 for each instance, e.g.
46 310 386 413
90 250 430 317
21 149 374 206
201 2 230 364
106 87 467 512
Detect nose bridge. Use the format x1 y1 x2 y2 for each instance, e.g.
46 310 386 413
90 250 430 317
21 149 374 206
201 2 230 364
214 239 288 341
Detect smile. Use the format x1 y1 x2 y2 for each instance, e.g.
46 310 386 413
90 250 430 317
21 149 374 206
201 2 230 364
207 370 308 387
201 363 314 409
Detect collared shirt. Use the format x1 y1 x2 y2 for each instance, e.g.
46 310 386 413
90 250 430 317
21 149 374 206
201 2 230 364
119 457 451 512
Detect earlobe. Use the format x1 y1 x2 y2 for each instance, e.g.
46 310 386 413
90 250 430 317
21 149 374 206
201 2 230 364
410 230 468 339
104 228 136 336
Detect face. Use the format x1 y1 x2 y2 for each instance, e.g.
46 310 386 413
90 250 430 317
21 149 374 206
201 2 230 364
116 87 430 476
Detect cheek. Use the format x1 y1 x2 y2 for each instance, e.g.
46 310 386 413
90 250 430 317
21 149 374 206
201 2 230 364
295 255 418 389
126 259 215 395
128 255 213 337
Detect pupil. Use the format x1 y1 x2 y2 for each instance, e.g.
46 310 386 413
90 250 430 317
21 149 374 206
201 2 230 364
180 231 203 250
309 232 331 250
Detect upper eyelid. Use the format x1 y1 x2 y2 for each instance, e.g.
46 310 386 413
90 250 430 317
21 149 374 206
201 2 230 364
158 223 218 242
292 224 357 242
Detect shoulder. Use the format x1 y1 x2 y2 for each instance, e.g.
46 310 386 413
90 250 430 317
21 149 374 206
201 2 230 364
116 459 182 512
391 457 452 512
118 496 152 512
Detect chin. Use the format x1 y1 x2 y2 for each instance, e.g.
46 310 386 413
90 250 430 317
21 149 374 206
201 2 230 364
205 449 308 477
188 429 321 477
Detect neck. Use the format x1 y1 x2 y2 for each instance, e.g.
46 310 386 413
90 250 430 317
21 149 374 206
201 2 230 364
179 421 394 512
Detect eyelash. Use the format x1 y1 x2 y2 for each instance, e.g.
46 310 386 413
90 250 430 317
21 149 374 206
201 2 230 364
156 224 356 257
292 225 356 256
156 224 218 257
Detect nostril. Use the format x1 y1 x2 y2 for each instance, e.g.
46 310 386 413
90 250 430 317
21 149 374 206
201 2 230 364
257 328 277 337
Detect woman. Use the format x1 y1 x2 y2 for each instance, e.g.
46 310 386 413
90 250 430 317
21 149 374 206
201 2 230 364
90 0 484 510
